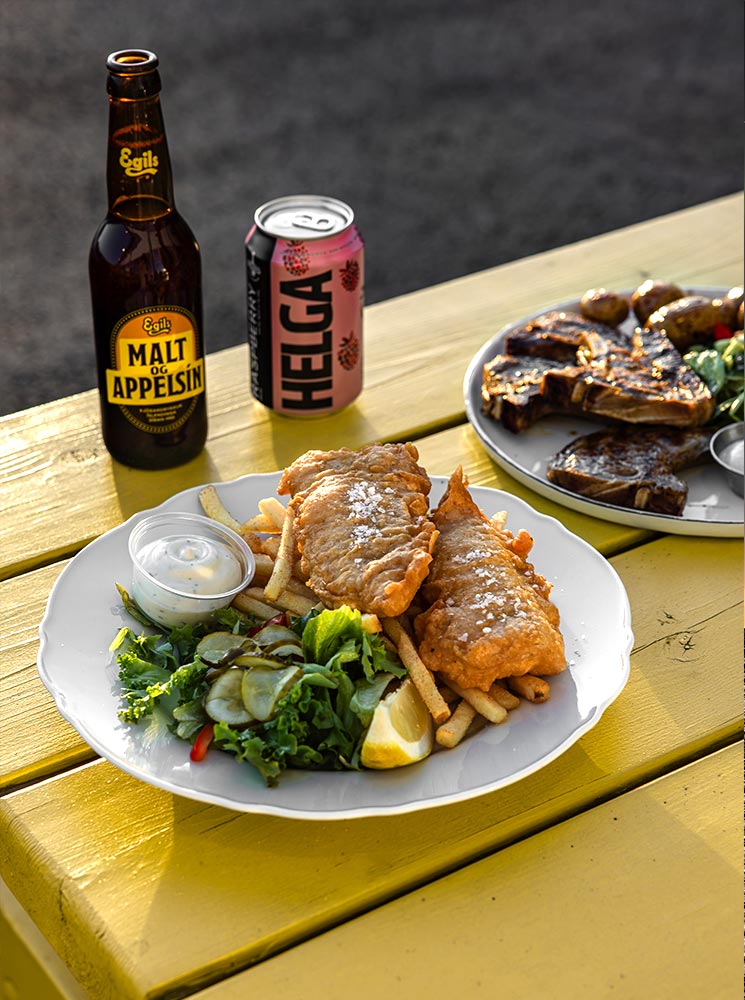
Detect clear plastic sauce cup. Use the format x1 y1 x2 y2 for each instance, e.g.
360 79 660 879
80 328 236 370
129 512 255 627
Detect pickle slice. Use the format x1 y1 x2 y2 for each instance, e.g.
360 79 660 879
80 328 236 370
252 624 301 647
205 669 253 725
196 632 250 665
241 665 302 722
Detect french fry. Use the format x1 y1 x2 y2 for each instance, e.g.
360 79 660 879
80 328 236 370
239 529 265 553
436 699 477 748
241 586 314 617
489 682 521 711
506 675 551 703
269 591 315 615
382 617 450 725
284 576 318 600
198 485 243 533
444 679 508 725
232 592 281 619
438 685 459 704
261 536 281 558
241 513 280 534
258 497 288 530
250 552 275 584
264 507 296 601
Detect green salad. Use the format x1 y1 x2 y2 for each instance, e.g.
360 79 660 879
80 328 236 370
684 331 744 423
111 591 406 786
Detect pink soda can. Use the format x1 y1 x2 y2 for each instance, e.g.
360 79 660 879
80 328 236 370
245 195 364 415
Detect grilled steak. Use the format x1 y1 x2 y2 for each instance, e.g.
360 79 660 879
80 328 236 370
482 311 714 431
546 426 713 515
504 310 629 361
481 355 558 432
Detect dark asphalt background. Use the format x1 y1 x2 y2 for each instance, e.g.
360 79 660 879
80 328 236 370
2 0 742 416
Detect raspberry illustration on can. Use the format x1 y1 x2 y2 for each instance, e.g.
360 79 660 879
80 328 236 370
245 196 364 415
337 330 360 370
340 259 360 291
282 240 310 277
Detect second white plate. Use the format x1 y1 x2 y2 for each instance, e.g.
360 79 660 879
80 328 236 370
464 291 743 537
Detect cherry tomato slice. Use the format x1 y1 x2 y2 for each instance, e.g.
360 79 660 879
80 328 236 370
713 323 733 341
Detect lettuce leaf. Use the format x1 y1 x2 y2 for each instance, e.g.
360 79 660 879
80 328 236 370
302 607 406 681
114 627 209 722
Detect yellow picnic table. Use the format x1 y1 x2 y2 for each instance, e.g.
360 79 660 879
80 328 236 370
1 194 742 1000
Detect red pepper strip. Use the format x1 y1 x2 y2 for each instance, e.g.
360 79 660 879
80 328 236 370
713 323 733 341
247 611 288 636
190 722 215 762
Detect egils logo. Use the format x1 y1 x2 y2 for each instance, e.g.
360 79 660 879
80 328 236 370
119 147 158 177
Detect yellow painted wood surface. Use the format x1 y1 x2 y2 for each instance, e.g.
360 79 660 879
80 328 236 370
0 533 740 1000
198 743 743 1000
0 561 92 793
1 195 741 579
1 878 88 1000
0 420 652 794
1 195 742 1000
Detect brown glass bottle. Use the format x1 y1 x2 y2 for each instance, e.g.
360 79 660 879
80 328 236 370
89 50 207 469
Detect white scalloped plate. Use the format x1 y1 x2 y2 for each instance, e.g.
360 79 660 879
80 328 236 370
465 290 744 537
38 473 633 820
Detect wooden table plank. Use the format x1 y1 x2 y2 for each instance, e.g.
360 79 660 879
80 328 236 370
0 562 94 793
2 195 740 579
1 876 87 1000
200 743 743 1000
1 532 740 1000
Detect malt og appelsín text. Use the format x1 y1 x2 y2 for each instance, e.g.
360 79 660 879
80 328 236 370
106 307 204 408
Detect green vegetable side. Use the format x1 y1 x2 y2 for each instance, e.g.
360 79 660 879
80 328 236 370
111 593 406 786
684 332 744 423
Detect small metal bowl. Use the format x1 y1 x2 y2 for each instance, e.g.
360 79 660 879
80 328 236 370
710 423 745 497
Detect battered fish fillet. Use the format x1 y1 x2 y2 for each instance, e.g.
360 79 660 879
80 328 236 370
415 468 566 691
277 443 438 617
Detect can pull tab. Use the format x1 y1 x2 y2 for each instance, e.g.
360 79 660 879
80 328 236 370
291 212 335 233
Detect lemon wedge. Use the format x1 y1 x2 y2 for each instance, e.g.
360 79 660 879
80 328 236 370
360 678 434 769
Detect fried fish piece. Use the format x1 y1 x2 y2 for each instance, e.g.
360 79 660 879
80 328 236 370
277 443 438 617
414 468 566 691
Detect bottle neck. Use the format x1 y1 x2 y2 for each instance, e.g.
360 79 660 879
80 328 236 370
106 92 175 221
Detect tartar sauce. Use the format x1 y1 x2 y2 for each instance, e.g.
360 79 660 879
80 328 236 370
721 437 744 474
133 534 244 626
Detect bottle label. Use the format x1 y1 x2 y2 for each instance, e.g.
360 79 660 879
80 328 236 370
106 306 205 433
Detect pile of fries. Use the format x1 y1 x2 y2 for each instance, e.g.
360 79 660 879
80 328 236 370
199 485 552 755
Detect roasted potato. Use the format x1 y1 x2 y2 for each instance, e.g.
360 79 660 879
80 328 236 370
712 286 744 330
645 295 718 352
738 300 744 330
580 288 629 326
631 279 684 325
